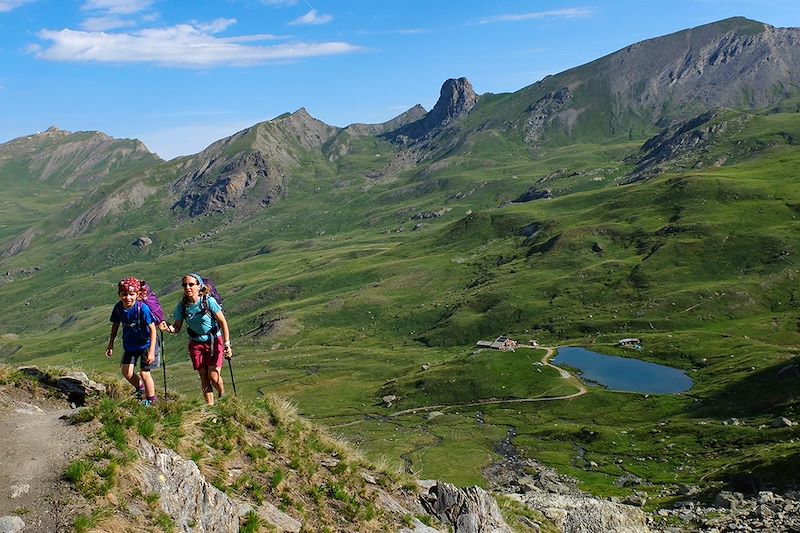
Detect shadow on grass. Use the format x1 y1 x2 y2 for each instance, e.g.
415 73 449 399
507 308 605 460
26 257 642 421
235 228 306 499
690 358 800 419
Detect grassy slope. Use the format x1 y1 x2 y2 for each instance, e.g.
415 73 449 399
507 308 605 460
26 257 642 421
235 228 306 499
1 108 799 501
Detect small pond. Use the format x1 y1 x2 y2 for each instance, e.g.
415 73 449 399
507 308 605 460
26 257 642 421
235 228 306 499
552 346 692 394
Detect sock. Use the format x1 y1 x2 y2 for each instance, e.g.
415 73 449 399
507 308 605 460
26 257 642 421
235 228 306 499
146 396 156 402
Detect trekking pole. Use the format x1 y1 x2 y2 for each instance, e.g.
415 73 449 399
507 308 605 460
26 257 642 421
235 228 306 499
227 356 237 396
160 331 167 399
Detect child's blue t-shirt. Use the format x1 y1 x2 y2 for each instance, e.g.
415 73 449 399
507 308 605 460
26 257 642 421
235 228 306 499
173 296 222 342
110 301 155 352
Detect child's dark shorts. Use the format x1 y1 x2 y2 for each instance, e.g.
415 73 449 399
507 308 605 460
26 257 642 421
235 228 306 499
122 350 160 372
188 337 224 370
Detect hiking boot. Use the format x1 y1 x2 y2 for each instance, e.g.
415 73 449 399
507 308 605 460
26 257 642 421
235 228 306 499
140 399 153 407
134 386 145 400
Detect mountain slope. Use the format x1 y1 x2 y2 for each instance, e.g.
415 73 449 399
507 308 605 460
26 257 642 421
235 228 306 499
0 16 798 503
473 17 800 150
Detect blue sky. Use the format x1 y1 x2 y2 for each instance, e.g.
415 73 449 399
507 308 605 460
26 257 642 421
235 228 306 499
2 1 800 160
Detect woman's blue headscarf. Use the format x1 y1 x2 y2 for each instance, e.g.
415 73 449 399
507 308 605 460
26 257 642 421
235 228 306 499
187 273 205 289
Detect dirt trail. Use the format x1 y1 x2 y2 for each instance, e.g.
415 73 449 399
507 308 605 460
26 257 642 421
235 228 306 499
0 386 88 532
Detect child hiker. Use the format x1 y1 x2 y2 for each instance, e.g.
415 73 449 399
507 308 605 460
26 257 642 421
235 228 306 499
170 273 232 406
106 277 159 406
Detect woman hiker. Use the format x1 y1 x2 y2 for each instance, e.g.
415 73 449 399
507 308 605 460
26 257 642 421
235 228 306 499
170 273 232 406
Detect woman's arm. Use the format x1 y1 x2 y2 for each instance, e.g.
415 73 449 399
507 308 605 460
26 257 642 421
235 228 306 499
214 310 232 358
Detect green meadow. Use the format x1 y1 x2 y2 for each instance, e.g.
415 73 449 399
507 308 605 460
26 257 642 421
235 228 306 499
1 105 799 502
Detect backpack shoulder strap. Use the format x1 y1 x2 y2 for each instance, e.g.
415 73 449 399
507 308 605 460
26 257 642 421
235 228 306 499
201 295 211 316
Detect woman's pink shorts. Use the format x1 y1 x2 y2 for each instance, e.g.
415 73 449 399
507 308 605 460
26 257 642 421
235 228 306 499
188 337 224 370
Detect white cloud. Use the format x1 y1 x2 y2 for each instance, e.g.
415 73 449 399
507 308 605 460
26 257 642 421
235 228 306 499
81 0 153 15
195 18 237 33
289 9 332 26
0 0 34 12
34 23 362 68
81 15 136 31
478 8 593 25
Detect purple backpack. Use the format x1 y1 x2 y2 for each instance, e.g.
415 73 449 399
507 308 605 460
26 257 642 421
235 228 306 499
138 280 165 324
202 277 223 310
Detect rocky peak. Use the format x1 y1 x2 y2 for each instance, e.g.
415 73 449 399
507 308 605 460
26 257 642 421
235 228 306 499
386 77 479 143
269 107 339 150
428 77 479 125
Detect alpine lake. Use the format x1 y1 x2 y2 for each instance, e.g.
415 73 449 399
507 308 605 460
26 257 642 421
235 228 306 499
553 346 693 394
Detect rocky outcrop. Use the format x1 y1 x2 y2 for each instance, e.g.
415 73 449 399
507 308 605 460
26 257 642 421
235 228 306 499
171 151 285 217
510 492 650 533
131 236 152 247
16 367 106 407
137 438 240 532
523 87 574 147
0 228 36 259
387 78 478 143
622 110 753 183
513 187 553 203
419 481 513 533
650 490 800 532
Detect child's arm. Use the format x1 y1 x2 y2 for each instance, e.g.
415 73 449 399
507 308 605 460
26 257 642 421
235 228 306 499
145 322 157 364
106 322 120 357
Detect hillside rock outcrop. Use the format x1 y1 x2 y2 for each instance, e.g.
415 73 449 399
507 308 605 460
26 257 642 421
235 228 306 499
0 228 36 260
510 491 650 533
419 481 512 533
137 438 240 532
623 110 753 183
171 150 285 216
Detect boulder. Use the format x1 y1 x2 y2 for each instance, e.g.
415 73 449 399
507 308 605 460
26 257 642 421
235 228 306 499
714 491 744 510
510 492 650 533
137 438 239 532
772 416 793 428
420 481 513 533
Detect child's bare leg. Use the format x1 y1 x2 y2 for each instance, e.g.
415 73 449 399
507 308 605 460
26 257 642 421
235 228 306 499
198 369 214 405
209 368 225 398
120 364 140 389
140 370 155 399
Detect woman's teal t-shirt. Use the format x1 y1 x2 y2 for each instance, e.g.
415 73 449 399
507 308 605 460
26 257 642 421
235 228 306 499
173 296 222 342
